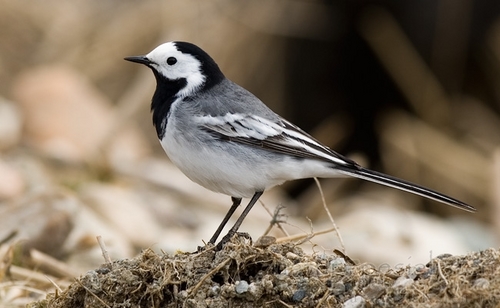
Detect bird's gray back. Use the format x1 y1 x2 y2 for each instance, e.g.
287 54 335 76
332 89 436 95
190 78 280 121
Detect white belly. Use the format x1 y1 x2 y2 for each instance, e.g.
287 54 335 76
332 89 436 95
160 133 267 198
161 133 342 198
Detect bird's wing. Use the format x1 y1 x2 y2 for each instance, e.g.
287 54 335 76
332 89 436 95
195 113 355 167
195 113 477 213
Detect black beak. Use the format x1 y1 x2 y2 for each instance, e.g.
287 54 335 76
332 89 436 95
124 55 152 65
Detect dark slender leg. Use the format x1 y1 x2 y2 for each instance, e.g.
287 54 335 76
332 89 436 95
216 191 264 249
208 197 242 244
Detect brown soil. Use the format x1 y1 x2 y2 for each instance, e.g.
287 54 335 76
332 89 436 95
30 235 499 308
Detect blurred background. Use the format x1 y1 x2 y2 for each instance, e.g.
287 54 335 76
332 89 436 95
1 0 500 304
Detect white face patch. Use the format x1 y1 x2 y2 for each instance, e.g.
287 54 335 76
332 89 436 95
146 42 206 97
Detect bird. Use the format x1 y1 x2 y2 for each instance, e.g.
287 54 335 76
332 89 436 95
125 41 476 247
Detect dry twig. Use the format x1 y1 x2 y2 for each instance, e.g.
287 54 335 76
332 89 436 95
275 227 339 244
436 259 449 285
313 177 345 252
261 201 289 237
96 236 112 265
30 249 79 278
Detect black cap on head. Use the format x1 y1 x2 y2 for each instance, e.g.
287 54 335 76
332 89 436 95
173 41 225 89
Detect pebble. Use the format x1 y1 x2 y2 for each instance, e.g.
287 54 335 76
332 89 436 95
343 295 366 308
331 282 346 295
281 262 321 277
247 282 262 298
254 235 276 247
392 276 414 288
330 258 346 269
363 283 386 300
473 278 490 289
292 289 306 302
235 280 249 294
208 285 220 296
285 252 300 261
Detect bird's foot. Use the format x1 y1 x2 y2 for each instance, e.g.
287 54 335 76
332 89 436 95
195 244 212 253
215 231 252 251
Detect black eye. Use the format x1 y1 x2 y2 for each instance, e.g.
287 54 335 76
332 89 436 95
167 57 177 65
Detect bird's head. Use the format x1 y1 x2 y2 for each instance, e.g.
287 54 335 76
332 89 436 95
125 41 224 97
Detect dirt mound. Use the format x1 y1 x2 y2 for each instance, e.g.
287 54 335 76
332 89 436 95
29 235 499 307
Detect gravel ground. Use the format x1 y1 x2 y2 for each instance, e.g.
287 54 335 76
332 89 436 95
31 235 500 308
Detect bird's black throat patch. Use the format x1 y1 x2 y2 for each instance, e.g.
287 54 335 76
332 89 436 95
151 71 187 139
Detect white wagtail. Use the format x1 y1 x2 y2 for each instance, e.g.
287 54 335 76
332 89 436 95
125 41 475 247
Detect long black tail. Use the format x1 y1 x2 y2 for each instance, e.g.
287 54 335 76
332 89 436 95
335 165 476 212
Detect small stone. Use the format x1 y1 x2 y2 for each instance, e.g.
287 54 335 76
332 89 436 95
363 283 386 300
208 285 220 297
261 275 274 290
330 258 346 269
281 262 321 277
235 280 249 294
248 283 263 299
254 235 276 247
331 282 346 295
392 276 414 288
292 289 306 302
178 290 188 299
343 295 366 308
473 278 490 289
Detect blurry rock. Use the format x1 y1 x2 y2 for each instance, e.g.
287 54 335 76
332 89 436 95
79 182 164 248
8 150 54 194
10 65 150 164
0 190 76 259
0 189 135 274
0 158 25 199
64 196 136 272
23 209 73 259
312 192 491 266
0 97 22 151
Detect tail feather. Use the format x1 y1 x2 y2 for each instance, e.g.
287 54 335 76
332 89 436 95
335 165 476 213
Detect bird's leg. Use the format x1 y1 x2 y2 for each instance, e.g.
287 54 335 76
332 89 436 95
208 197 242 244
216 191 264 250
